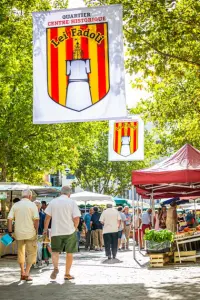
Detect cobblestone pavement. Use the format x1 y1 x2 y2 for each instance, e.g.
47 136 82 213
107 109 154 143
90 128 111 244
0 248 200 300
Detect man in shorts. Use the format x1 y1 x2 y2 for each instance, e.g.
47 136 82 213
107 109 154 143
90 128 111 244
7 189 39 281
43 186 81 281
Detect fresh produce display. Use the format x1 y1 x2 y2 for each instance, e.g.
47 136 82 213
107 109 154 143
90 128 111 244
144 229 174 243
196 225 200 231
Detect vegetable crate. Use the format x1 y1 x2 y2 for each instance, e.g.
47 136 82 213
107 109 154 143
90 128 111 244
149 253 170 268
174 251 196 263
146 240 171 253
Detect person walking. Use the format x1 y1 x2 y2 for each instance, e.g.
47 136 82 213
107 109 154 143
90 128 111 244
7 189 39 281
77 216 84 252
43 186 81 281
84 208 94 250
90 206 103 251
134 208 142 246
117 206 126 250
123 206 132 250
100 204 121 259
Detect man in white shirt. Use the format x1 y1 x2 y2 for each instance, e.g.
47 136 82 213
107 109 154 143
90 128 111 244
100 204 121 259
44 186 81 281
7 189 39 281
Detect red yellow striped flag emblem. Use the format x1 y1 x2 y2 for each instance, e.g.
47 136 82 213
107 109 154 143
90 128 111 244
113 121 138 156
47 23 109 111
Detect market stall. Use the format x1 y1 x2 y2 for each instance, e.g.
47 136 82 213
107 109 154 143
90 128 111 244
71 191 114 211
131 144 200 266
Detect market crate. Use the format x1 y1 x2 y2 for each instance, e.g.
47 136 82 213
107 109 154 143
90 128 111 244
175 233 188 239
174 251 196 263
149 253 169 268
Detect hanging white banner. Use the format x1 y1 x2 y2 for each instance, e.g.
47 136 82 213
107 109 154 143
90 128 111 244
109 115 144 161
32 5 127 124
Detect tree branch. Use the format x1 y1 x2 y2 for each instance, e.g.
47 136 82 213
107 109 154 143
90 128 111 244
125 28 200 67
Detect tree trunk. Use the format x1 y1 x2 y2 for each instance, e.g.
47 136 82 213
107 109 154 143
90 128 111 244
1 163 7 182
0 163 7 219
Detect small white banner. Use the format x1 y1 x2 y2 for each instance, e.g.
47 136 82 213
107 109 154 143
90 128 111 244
32 5 127 123
109 115 144 161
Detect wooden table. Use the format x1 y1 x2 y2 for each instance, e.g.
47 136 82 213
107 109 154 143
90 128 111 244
175 233 200 263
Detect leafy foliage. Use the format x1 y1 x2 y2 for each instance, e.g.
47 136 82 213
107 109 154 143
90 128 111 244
70 121 158 196
86 0 200 151
144 229 174 242
0 0 159 195
0 0 78 183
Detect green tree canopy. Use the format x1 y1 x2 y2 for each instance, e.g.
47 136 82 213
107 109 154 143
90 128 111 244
0 0 78 183
0 0 161 194
86 0 200 151
70 121 159 196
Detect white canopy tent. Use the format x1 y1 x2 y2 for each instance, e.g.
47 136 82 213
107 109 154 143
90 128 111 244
183 204 200 211
127 200 150 209
71 191 114 211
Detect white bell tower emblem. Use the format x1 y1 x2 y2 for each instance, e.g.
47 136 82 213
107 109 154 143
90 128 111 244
66 40 92 111
120 136 131 156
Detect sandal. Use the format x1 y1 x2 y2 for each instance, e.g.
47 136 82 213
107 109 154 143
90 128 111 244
50 268 59 280
20 275 26 280
64 274 75 280
24 276 33 282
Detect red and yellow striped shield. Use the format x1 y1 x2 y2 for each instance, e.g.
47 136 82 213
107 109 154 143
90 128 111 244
47 23 109 111
113 121 138 156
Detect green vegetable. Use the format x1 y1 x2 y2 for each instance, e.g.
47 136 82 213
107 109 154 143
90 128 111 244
144 229 174 242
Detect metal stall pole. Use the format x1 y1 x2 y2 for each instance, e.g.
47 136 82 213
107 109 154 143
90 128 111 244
137 196 140 251
132 185 136 260
151 190 155 228
141 197 143 214
194 199 197 224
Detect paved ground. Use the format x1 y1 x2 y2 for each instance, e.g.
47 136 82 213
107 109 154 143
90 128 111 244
0 248 200 300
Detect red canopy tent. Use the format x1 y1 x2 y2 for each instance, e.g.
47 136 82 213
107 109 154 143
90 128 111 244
132 144 200 199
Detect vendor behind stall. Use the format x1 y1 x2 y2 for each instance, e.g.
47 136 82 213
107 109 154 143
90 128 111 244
166 201 177 232
159 206 167 229
185 211 195 228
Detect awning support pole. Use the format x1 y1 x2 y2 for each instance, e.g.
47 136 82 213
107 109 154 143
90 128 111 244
151 190 155 228
137 195 140 251
132 185 136 260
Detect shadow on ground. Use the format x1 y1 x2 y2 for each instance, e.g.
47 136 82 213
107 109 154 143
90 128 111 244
0 281 200 300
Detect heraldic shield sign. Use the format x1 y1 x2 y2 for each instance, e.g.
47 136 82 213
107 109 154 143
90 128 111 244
47 23 109 112
113 121 138 157
109 116 144 161
32 5 127 123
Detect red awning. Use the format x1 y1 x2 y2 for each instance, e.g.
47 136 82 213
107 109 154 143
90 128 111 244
132 144 200 199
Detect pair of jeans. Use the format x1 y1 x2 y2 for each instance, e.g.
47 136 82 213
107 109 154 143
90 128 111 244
103 232 118 258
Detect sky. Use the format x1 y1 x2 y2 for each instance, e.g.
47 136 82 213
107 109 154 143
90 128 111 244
68 0 147 108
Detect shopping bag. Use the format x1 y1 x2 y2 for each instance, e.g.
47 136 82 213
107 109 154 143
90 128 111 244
42 244 51 260
42 245 49 260
121 233 126 243
37 240 43 261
